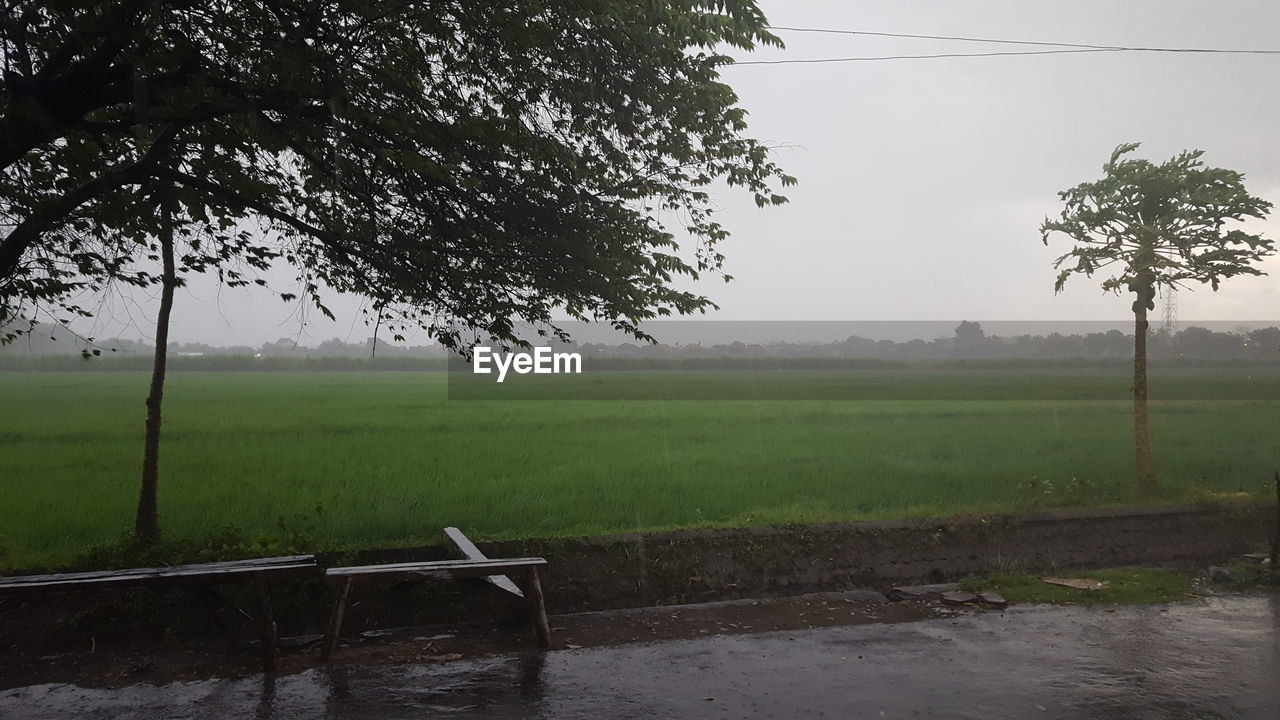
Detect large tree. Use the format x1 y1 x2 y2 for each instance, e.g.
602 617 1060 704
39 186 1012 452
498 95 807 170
1041 143 1273 493
2 1 793 542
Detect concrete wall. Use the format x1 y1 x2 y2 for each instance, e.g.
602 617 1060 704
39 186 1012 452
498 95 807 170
519 503 1274 609
348 502 1274 614
4 503 1272 650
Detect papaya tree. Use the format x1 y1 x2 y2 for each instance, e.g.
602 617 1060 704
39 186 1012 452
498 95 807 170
1041 143 1273 493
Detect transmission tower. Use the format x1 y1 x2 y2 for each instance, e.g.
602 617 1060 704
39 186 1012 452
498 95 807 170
1161 285 1179 335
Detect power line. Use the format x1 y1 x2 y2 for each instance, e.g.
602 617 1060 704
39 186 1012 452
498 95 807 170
764 25 1280 55
733 26 1280 64
767 25 1121 50
734 48 1120 65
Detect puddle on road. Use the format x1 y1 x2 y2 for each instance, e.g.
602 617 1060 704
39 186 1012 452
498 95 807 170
2 594 1277 720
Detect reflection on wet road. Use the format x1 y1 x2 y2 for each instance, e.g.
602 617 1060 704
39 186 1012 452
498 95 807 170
3 594 1277 719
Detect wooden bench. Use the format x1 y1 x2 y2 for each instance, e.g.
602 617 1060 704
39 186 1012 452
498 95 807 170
320 533 551 661
0 555 317 672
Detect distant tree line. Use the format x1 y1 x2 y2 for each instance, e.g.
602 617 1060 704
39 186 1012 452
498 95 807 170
5 320 1278 363
0 322 444 358
0 354 443 372
568 323 1280 362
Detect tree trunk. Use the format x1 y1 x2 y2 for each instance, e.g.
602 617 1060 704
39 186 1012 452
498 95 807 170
1133 284 1158 495
135 205 176 545
1270 470 1279 567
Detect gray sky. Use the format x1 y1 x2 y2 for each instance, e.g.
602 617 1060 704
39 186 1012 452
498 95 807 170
74 0 1280 346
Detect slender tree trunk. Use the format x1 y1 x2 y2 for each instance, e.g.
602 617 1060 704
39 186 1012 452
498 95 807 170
136 202 176 545
1270 470 1278 567
1133 284 1158 495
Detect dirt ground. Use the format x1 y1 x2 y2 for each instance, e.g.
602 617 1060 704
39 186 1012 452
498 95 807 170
0 589 964 690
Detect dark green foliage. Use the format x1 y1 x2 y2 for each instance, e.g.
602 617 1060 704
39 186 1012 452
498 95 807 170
1041 143 1273 299
1 1 793 346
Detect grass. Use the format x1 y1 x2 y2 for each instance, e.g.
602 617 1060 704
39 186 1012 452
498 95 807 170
1218 559 1280 589
959 567 1193 605
1 367 1277 570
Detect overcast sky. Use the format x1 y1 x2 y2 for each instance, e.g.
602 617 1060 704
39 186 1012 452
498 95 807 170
73 0 1280 347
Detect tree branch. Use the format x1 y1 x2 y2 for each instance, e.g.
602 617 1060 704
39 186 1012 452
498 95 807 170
0 122 180 283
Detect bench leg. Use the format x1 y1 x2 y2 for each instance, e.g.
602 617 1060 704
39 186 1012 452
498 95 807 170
321 577 353 662
527 568 552 649
254 574 278 674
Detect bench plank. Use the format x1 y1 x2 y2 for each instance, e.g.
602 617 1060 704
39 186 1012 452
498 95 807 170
325 557 546 580
0 555 314 584
443 527 524 598
0 556 317 595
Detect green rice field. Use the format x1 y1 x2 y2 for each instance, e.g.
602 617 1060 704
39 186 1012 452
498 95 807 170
2 368 1277 569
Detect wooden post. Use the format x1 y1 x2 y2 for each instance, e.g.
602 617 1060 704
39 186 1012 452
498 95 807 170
254 573 277 673
527 567 552 649
321 577 354 662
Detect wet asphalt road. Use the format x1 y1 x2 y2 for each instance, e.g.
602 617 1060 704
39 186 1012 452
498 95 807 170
2 593 1277 719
